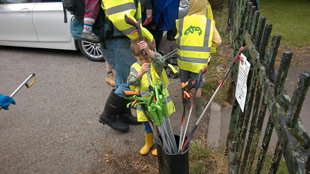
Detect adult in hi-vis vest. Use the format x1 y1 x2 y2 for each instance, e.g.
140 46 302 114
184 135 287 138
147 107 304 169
175 0 222 116
98 0 154 133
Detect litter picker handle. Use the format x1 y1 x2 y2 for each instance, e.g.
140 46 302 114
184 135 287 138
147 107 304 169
10 73 36 98
124 14 146 57
183 64 209 91
123 90 140 97
124 15 142 40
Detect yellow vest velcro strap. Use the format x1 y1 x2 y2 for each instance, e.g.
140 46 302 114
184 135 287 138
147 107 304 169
179 56 209 63
106 2 135 15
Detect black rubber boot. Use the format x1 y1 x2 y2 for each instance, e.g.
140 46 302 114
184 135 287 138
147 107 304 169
99 90 129 133
119 99 141 125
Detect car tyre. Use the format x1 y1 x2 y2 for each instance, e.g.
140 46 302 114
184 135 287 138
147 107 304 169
77 40 105 62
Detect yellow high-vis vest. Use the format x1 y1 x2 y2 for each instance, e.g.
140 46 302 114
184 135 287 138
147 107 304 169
207 2 214 20
175 15 214 73
129 62 175 122
102 0 153 42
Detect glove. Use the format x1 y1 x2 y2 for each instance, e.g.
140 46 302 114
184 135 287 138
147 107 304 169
0 94 16 110
142 16 153 26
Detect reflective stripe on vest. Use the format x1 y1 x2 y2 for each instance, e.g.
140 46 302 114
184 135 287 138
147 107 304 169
176 15 214 73
103 0 136 35
106 2 135 15
102 0 152 41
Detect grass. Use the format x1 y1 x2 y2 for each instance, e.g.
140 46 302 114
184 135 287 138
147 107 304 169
260 153 289 174
259 0 310 47
202 2 233 105
190 140 211 160
189 140 229 174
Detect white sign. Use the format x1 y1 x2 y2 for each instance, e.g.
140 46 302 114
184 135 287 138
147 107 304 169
235 53 251 112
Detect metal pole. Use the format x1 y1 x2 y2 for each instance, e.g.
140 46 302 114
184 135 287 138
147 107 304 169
10 73 36 97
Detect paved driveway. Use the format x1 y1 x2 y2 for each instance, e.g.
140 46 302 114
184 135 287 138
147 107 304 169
0 44 202 173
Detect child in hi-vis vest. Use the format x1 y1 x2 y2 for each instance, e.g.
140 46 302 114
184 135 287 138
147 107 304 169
175 0 222 116
127 38 175 156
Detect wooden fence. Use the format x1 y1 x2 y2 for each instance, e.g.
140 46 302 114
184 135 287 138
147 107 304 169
226 0 310 173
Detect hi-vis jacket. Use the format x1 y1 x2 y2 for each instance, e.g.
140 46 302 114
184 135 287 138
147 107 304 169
175 15 215 73
102 0 153 42
129 62 175 122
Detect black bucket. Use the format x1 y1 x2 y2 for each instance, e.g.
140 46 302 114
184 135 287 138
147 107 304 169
157 135 190 174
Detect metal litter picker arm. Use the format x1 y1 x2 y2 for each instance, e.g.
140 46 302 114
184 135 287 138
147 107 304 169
10 73 36 97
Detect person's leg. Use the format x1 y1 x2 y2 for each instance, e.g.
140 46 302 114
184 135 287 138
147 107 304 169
99 89 129 132
99 38 138 132
106 62 113 73
84 0 100 22
189 72 205 116
179 69 191 108
105 62 115 87
140 122 154 155
112 38 139 124
152 29 163 51
112 38 136 97
82 0 100 42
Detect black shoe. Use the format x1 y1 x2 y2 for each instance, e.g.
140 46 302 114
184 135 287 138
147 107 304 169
99 116 129 132
99 90 129 133
119 113 141 125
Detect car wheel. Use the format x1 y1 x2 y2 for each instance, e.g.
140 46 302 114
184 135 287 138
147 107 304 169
77 40 105 62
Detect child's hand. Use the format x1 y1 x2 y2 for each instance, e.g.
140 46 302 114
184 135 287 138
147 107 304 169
137 41 149 52
138 40 155 58
141 63 150 73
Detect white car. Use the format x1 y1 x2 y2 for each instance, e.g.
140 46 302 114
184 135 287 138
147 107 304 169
0 0 189 62
0 0 104 61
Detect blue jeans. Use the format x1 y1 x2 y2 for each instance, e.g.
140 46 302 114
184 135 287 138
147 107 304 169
142 121 152 133
102 37 137 98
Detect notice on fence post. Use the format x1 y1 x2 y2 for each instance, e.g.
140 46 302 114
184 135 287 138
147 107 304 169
235 53 251 112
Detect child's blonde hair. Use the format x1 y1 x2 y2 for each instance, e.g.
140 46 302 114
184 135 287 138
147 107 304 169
130 38 154 57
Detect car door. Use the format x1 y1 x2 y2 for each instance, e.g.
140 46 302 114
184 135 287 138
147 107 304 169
0 0 38 41
32 0 72 42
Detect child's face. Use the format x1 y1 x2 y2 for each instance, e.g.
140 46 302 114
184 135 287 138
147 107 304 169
135 55 149 64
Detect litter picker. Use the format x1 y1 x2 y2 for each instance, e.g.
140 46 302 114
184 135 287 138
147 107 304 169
180 46 248 152
178 65 209 153
0 73 36 110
